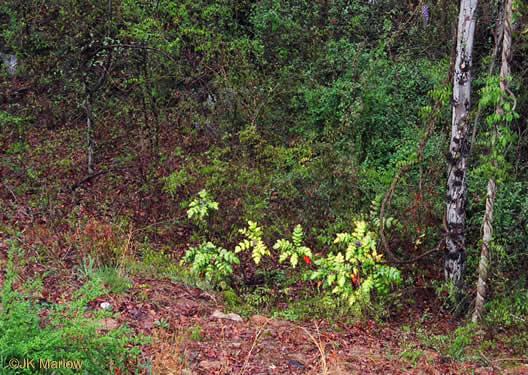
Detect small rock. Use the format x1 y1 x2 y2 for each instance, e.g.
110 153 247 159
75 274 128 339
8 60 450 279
211 310 243 322
100 302 112 310
289 359 305 370
289 353 307 363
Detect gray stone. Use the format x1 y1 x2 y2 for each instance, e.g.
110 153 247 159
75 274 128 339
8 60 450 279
211 309 243 322
100 302 112 310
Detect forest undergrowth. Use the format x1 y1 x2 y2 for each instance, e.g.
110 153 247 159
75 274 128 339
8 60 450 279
1 0 528 373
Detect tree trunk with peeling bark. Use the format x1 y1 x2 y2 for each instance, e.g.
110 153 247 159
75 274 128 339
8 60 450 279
472 0 513 323
445 0 479 307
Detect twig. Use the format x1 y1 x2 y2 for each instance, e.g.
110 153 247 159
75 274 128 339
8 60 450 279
379 166 410 261
239 324 266 375
298 323 328 375
131 218 181 234
478 350 499 371
3 183 18 203
386 2 422 61
83 43 178 63
70 169 113 191
504 85 517 112
492 356 528 363
379 237 445 265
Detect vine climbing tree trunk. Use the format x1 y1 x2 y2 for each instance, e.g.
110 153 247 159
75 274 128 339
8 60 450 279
445 0 478 307
472 0 513 323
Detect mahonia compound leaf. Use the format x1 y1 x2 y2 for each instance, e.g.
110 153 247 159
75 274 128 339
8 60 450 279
274 239 292 252
279 251 290 264
327 273 336 286
292 224 303 248
290 253 298 268
338 273 346 287
334 233 353 244
299 246 312 258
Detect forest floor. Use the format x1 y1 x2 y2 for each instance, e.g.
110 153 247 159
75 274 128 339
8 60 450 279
83 277 525 375
0 242 526 375
1 78 528 374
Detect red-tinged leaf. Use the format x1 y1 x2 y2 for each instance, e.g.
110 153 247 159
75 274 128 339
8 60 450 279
304 256 311 265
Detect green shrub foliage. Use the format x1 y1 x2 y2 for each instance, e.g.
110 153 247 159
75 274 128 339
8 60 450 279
183 242 240 285
184 217 402 311
274 224 313 268
187 189 219 223
1 0 526 329
310 220 402 307
0 252 141 374
235 221 271 265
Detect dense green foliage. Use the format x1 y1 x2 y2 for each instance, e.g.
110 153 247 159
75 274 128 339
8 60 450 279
182 196 402 313
309 220 402 309
1 0 527 359
0 248 141 374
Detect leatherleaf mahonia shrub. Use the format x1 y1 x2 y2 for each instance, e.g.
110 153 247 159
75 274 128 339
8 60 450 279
308 221 402 310
182 192 401 312
183 241 240 287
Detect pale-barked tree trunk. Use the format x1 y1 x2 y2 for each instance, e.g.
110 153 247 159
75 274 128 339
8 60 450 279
445 0 479 306
472 0 513 323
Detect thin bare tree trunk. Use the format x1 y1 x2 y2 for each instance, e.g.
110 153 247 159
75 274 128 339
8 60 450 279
472 0 513 323
445 0 478 307
83 83 95 174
